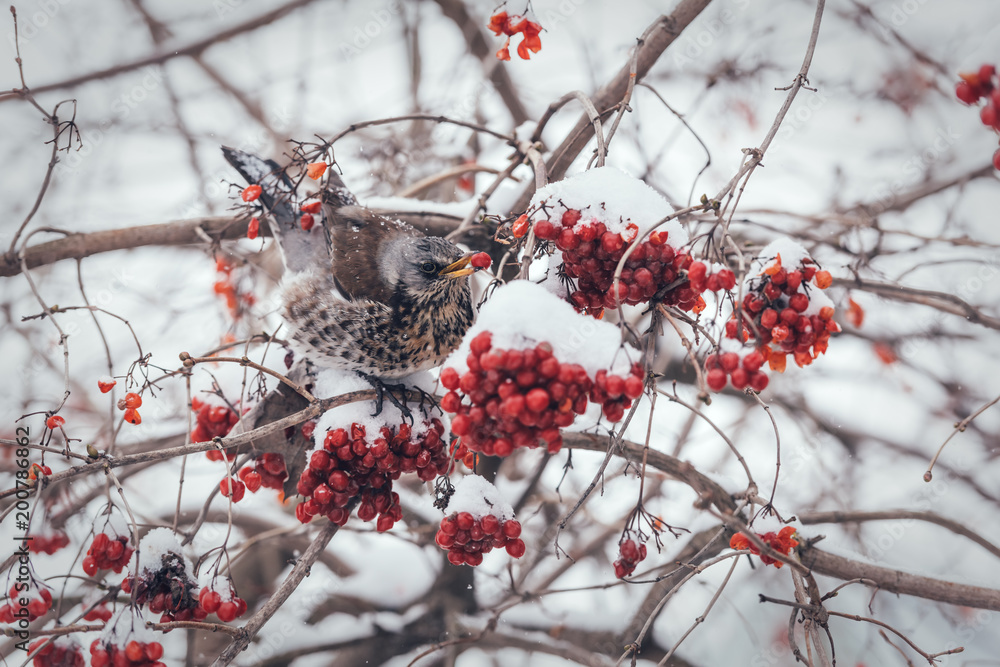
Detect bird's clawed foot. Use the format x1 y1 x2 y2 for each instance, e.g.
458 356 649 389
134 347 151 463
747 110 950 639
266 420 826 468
357 372 414 423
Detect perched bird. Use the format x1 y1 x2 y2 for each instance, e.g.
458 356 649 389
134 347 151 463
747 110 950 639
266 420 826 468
221 147 477 389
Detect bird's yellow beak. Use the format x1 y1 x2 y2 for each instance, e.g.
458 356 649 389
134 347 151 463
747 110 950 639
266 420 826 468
440 254 475 278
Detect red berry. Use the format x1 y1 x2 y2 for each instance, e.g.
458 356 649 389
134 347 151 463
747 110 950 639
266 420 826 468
124 392 142 409
620 539 639 562
749 371 769 392
300 213 315 231
145 642 164 661
241 184 262 202
506 539 526 558
125 641 145 662
512 214 529 238
247 217 260 240
706 368 727 392
623 374 644 400
956 81 980 105
730 368 749 390
502 520 522 539
98 378 117 393
46 415 65 429
525 388 550 412
123 408 141 425
456 512 475 531
742 351 764 372
561 209 582 227
470 252 492 269
789 293 809 312
994 148 1000 171
719 352 740 373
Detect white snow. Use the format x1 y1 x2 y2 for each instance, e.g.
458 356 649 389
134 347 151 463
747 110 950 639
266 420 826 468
754 238 811 274
448 474 514 521
101 606 157 645
445 280 640 378
135 527 193 578
312 367 440 448
529 166 688 246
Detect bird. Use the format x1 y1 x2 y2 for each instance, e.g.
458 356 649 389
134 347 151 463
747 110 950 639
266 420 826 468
221 147 478 413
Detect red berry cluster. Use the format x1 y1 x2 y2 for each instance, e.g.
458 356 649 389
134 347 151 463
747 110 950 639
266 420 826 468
435 512 525 566
440 332 643 456
954 64 1000 169
28 531 70 555
28 638 85 667
613 538 647 579
198 581 248 622
721 255 838 378
116 392 143 426
729 526 798 568
296 419 449 530
83 532 134 576
190 397 239 460
0 583 52 623
238 453 288 493
534 210 721 317
90 639 164 667
704 350 769 393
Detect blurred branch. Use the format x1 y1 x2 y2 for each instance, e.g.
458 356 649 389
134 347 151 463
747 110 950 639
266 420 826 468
1 211 471 278
0 0 321 104
511 0 714 213
835 277 1000 330
801 546 1000 611
799 509 1000 560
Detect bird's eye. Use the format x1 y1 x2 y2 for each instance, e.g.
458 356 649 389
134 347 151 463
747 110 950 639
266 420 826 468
420 262 437 274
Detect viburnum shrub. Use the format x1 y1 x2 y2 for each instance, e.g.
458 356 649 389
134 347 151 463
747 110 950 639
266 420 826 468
28 637 86 667
434 475 526 566
729 526 799 568
296 413 449 530
954 64 1000 169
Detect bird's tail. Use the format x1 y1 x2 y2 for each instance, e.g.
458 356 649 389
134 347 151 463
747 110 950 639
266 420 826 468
221 146 331 275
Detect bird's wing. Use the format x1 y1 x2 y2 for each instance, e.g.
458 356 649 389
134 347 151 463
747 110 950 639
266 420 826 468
221 146 332 275
327 205 420 305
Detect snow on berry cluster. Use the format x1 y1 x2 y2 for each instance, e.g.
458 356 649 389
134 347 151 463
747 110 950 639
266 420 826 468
189 396 240 460
28 530 70 555
954 64 1000 169
121 529 200 623
434 475 525 566
89 609 165 667
710 239 838 391
28 637 85 667
197 577 248 623
614 538 648 579
296 370 450 530
441 281 644 456
0 579 52 624
527 167 721 317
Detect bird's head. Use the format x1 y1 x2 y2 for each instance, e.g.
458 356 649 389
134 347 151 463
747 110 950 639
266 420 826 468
379 235 474 302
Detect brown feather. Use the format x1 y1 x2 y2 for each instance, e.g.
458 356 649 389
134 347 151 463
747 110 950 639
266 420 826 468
325 204 420 304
